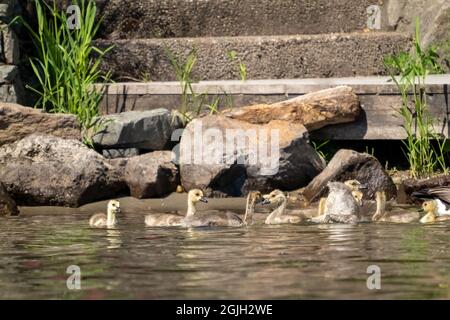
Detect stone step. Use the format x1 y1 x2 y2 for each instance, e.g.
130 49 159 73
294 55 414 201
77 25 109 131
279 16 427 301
97 32 411 81
97 0 386 39
97 75 450 140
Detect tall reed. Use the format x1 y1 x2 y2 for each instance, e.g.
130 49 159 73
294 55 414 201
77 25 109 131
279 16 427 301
384 19 446 178
18 0 112 143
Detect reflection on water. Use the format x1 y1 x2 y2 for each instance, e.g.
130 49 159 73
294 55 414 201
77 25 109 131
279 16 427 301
1 210 450 299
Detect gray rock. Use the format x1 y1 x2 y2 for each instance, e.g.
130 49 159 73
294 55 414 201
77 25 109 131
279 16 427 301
102 148 140 159
0 21 19 65
0 134 127 207
92 109 182 150
179 115 325 196
302 149 397 202
125 151 179 199
0 181 18 216
0 65 26 105
0 102 81 147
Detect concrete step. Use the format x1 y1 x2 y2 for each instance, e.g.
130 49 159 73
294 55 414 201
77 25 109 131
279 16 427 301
97 75 450 140
97 32 411 81
97 0 387 39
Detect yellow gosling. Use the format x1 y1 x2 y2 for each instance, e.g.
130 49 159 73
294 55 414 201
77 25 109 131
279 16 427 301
89 200 121 228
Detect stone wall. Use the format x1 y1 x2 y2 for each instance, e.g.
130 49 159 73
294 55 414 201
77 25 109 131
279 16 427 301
0 0 25 104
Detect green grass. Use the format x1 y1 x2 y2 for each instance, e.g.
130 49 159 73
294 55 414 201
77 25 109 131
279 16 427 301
227 50 247 81
165 48 235 124
384 18 447 178
17 0 112 145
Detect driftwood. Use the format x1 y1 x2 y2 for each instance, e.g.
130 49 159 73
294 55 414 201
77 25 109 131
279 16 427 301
222 86 361 131
400 174 450 204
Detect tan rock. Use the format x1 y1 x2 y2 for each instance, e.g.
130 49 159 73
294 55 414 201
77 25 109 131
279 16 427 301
124 151 179 199
0 103 81 146
222 86 361 131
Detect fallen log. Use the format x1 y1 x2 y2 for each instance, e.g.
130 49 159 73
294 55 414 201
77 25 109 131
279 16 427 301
222 86 361 131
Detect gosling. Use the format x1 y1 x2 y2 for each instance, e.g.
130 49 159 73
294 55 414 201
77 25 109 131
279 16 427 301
262 190 302 225
181 191 262 227
89 200 121 228
420 200 450 224
316 181 360 224
145 189 207 227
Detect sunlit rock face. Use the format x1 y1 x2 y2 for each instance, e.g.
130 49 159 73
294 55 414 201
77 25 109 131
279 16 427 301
303 149 397 202
0 134 127 207
222 86 361 131
92 109 182 151
0 103 81 147
178 115 325 197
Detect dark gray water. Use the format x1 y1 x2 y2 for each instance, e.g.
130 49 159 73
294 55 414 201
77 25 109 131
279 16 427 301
1 200 450 299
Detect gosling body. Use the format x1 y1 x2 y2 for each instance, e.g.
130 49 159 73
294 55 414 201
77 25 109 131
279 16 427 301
262 190 302 225
322 182 360 224
420 200 450 224
145 189 207 227
181 191 262 228
371 191 419 223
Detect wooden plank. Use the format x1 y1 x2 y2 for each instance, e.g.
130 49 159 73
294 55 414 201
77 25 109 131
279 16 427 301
97 76 450 140
96 75 450 95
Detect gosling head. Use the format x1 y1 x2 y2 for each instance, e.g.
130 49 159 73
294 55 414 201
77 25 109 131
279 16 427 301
188 189 208 204
422 200 438 215
420 200 438 223
344 179 367 191
107 200 121 215
262 190 287 206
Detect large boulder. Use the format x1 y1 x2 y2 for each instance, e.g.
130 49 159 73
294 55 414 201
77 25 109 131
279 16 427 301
302 149 397 202
0 182 19 216
222 86 361 131
0 134 127 207
0 103 81 147
178 115 325 196
92 109 182 150
125 151 179 199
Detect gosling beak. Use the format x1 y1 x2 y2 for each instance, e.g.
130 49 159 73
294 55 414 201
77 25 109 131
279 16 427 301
359 184 368 190
200 197 208 203
418 208 424 213
261 199 271 205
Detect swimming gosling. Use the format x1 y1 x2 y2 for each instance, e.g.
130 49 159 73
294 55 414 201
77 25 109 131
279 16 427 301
89 200 121 228
181 191 262 227
262 190 302 224
420 200 450 224
145 189 207 227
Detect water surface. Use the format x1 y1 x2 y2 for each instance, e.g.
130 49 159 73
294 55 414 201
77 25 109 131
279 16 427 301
1 196 450 299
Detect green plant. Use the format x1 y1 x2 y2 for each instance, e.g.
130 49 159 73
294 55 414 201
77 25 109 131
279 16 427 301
165 47 206 123
18 0 112 143
365 146 375 157
312 140 330 162
227 50 247 81
384 18 447 178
